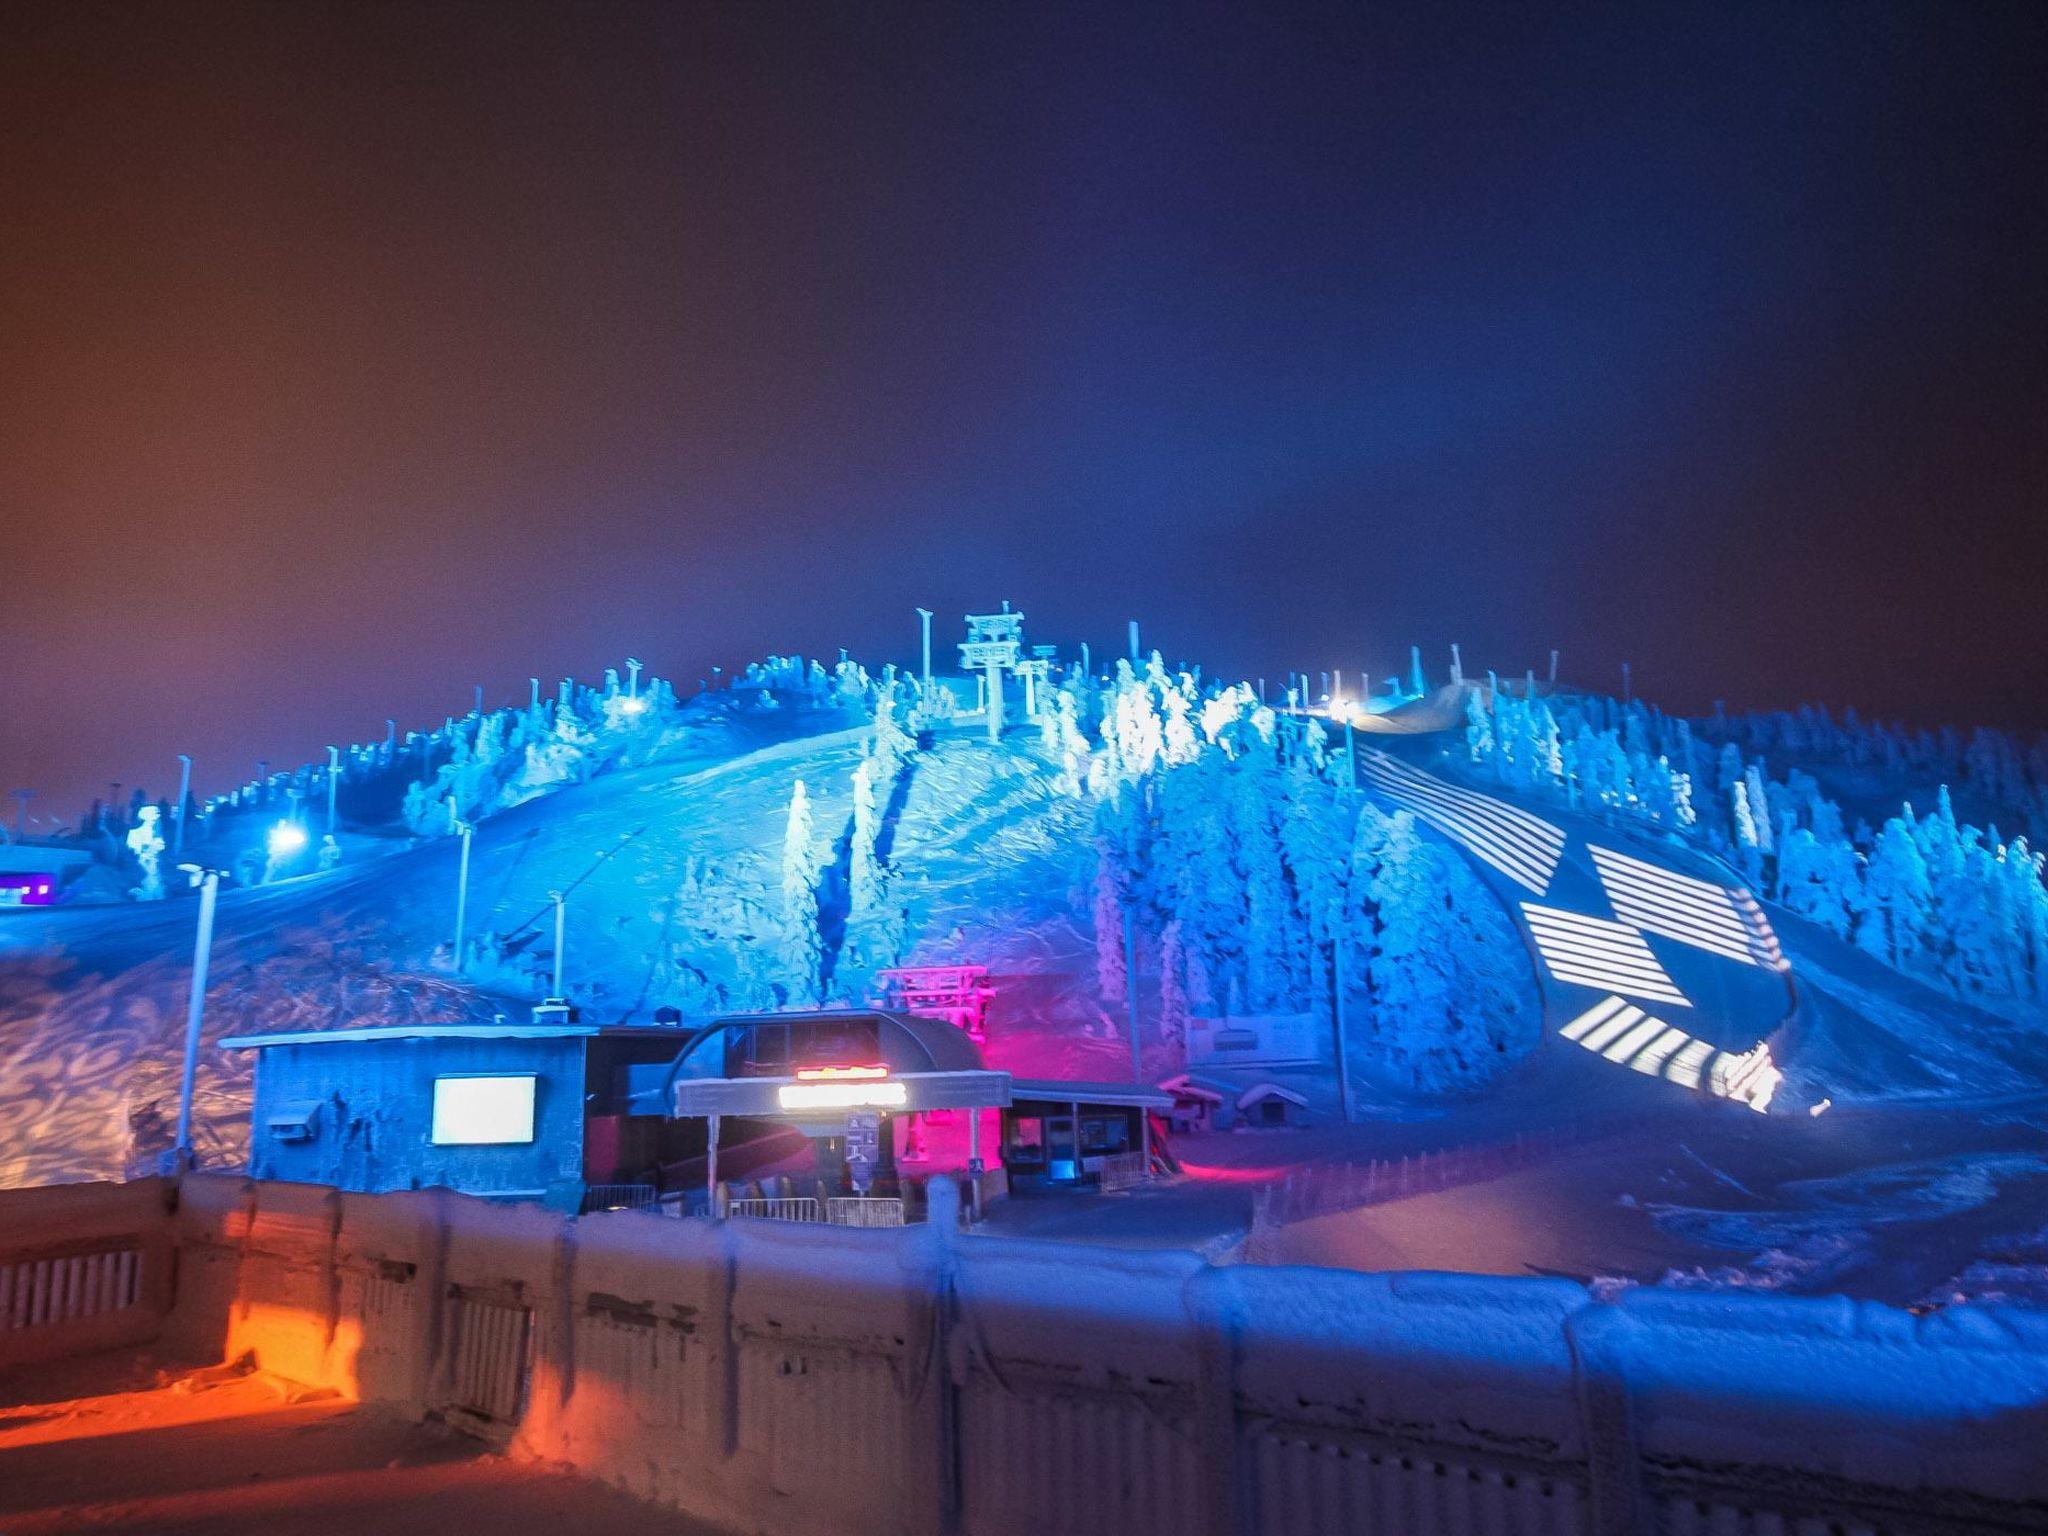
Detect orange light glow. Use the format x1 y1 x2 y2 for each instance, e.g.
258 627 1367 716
794 1064 889 1080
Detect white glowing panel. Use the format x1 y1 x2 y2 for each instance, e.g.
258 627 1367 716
1590 846 1784 969
1555 997 1776 1112
777 1079 909 1110
431 1075 537 1145
1359 751 1567 895
1521 903 1691 1007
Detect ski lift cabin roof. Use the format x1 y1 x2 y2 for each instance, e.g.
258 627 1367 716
1236 1081 1311 1111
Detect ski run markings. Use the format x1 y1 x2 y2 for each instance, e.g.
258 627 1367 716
1589 845 1787 971
1359 751 1567 895
1520 903 1692 1008
1560 995 1780 1112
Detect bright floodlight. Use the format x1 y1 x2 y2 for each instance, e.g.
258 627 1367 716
618 694 649 715
266 820 308 858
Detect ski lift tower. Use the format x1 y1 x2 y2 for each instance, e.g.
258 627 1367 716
1013 644 1056 719
959 604 1025 741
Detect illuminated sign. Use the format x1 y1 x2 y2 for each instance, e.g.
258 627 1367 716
777 1079 909 1110
795 1064 888 1080
431 1075 537 1144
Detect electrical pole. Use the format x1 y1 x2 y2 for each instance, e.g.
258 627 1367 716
325 747 340 840
1122 905 1150 1171
1329 899 1354 1125
174 868 222 1168
916 608 933 704
1128 620 1140 663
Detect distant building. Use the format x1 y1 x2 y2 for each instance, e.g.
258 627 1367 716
223 1006 1172 1217
221 1015 700 1210
0 843 94 906
648 1009 1170 1207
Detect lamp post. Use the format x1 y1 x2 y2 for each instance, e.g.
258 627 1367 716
173 866 223 1168
626 658 642 700
1128 620 1140 663
325 747 340 840
916 608 933 704
173 756 192 857
549 889 567 998
449 797 472 973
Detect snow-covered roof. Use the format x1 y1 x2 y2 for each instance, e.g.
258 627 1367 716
1159 1072 1229 1103
220 1022 692 1050
1235 1081 1310 1110
683 1009 988 1076
1009 1078 1174 1110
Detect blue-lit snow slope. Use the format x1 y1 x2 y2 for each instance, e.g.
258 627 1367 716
1358 744 1794 1113
0 702 1140 1188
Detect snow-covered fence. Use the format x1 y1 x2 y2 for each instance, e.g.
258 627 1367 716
1248 1124 1588 1240
0 1177 175 1370
9 1174 2048 1536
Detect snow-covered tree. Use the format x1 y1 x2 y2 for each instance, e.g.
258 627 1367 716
1855 816 1931 967
1348 806 1538 1092
125 806 165 901
1091 833 1127 1006
849 754 880 914
779 779 824 1004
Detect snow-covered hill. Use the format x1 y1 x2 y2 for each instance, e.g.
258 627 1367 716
4 650 2046 1307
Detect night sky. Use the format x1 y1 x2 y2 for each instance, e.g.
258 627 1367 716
4 2 2045 818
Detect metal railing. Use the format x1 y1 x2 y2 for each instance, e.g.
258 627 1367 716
1 1246 144 1333
725 1196 823 1223
826 1196 905 1228
1092 1151 1151 1192
581 1183 658 1214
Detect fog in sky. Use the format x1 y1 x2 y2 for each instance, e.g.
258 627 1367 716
4 2 2044 815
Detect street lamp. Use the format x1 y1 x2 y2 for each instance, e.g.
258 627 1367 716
325 746 340 840
916 608 933 705
549 889 568 999
173 864 224 1169
174 755 192 858
270 819 309 868
448 796 473 973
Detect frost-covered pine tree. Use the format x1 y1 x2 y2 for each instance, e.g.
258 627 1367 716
1052 691 1091 797
1091 834 1127 1006
1162 684 1200 767
1743 765 1776 855
1855 816 1932 967
779 779 825 1003
1349 805 1537 1092
1158 918 1190 1062
1231 768 1290 1009
125 806 166 901
849 755 879 914
1730 779 1764 881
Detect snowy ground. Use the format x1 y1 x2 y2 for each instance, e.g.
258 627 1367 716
4 687 2045 1310
0 1350 715 1536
